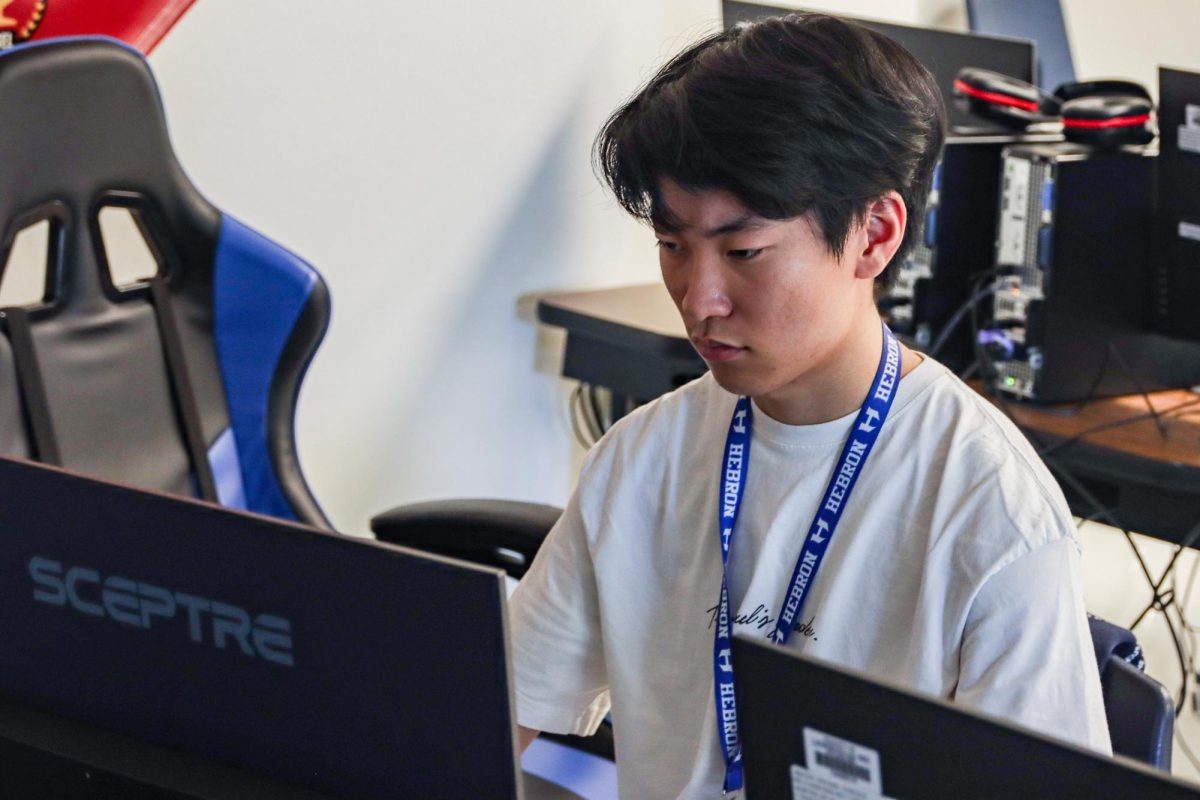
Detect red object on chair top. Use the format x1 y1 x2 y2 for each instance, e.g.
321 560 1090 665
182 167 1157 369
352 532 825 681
0 0 196 54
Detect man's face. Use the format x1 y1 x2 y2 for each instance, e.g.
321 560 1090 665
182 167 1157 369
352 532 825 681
655 178 876 408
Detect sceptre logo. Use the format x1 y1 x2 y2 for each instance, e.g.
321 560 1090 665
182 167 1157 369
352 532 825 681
28 556 295 668
0 0 47 48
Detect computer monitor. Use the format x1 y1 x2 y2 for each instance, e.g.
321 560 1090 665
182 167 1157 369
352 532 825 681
966 0 1075 90
722 2 1037 134
0 694 328 798
1153 67 1200 341
732 634 1200 799
0 457 521 799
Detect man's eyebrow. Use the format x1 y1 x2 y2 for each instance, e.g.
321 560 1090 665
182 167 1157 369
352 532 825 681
705 215 769 237
654 215 770 237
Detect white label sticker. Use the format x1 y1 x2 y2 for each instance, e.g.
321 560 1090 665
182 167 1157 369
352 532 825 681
1180 221 1200 242
790 764 898 800
997 157 1032 266
803 728 884 793
791 764 875 800
1185 104 1200 129
1180 125 1200 156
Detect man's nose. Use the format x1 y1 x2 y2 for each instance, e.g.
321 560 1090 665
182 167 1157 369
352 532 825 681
679 257 733 326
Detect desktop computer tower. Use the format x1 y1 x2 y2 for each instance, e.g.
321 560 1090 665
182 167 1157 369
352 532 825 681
1153 67 1200 340
884 134 1057 373
986 142 1200 403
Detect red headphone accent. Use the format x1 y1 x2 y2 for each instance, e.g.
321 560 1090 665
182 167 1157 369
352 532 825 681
1062 114 1153 130
951 79 1039 112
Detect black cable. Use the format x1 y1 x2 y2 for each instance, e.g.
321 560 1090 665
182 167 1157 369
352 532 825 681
1182 550 1200 627
928 268 1013 358
968 270 996 387
1177 722 1200 774
1170 562 1200 768
1128 537 1195 632
1105 342 1169 439
1153 592 1190 716
1062 339 1115 420
928 283 999 359
1180 552 1200 709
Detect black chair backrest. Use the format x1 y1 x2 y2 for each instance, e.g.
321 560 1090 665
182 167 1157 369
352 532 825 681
0 36 329 526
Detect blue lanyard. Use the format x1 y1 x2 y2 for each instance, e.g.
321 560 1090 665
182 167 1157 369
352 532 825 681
713 322 901 794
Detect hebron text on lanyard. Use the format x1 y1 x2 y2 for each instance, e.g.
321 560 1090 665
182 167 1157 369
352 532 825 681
712 322 901 794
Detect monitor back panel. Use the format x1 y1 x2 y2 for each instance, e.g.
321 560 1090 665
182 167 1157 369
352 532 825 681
1154 67 1200 340
0 694 333 799
722 2 1035 134
0 457 518 799
966 0 1074 89
733 635 1200 799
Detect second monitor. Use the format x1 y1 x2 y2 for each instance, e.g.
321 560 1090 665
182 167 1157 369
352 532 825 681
733 634 1196 799
0 457 525 799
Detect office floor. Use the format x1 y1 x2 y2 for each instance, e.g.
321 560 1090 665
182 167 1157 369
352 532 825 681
1079 521 1200 783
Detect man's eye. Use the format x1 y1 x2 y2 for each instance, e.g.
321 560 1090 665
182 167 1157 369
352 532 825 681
656 240 681 252
728 248 763 260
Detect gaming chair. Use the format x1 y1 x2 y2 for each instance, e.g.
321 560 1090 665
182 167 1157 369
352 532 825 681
0 36 330 527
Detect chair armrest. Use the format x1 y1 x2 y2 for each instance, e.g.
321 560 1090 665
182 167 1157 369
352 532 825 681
370 499 562 579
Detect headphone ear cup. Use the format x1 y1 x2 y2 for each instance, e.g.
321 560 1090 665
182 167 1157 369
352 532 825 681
1061 95 1157 147
953 67 1059 129
1054 79 1152 104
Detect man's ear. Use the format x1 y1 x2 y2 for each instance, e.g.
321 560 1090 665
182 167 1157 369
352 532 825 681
853 191 907 281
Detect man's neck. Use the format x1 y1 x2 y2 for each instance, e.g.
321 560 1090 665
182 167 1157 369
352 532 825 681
753 313 922 426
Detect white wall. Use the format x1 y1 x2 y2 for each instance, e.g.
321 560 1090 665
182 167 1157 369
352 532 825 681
1062 0 1200 94
147 1 1200 536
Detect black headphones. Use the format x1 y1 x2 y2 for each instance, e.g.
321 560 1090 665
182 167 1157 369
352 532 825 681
953 67 1061 126
1055 80 1156 147
953 68 1156 147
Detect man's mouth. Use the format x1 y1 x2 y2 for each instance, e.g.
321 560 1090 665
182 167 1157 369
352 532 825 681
693 338 746 362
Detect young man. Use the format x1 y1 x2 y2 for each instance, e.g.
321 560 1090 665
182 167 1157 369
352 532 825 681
510 12 1109 799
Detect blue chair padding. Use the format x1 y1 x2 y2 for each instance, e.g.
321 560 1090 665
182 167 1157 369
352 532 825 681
522 738 618 800
213 214 319 521
207 426 247 511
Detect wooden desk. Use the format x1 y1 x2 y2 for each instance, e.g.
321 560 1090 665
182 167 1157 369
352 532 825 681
994 387 1200 546
537 283 1200 547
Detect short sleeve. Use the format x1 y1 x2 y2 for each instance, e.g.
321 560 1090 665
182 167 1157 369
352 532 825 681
955 535 1112 755
507 482 611 736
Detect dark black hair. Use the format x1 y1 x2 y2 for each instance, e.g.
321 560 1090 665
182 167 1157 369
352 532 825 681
594 12 946 286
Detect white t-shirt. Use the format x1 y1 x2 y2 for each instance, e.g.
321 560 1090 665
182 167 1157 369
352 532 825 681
510 357 1111 799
